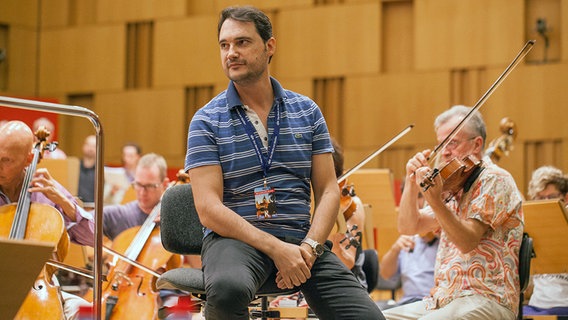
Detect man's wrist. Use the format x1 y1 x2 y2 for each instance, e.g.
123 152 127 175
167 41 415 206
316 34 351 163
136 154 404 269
301 237 325 257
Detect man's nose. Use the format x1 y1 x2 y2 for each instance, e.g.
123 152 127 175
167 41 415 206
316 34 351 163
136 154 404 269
227 45 238 59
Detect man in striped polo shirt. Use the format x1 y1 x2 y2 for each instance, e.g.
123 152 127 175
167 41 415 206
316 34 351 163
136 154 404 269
185 5 384 320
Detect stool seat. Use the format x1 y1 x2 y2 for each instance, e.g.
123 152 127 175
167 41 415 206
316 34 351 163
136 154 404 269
157 267 298 297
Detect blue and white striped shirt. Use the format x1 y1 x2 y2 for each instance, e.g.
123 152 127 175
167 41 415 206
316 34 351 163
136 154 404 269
185 77 333 239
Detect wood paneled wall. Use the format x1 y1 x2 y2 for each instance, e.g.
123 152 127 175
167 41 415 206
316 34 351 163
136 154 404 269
0 0 566 197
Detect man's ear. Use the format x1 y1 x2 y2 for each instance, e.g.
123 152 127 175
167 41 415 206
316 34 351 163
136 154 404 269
266 37 276 59
473 136 484 154
26 151 34 166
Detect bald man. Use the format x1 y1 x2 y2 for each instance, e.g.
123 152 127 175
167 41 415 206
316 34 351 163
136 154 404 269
0 120 94 319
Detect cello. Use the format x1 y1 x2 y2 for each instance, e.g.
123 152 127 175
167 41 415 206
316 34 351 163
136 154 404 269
93 171 185 320
485 117 517 163
0 126 69 319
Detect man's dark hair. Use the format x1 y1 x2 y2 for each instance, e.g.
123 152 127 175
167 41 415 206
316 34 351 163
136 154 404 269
218 6 273 43
331 137 344 179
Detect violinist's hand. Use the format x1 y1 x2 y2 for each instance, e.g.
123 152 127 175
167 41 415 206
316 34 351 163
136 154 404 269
272 242 313 290
414 166 443 205
406 149 432 183
30 168 66 204
30 168 77 221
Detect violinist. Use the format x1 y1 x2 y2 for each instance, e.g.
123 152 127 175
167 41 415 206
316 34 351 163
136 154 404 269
383 106 524 320
0 121 95 319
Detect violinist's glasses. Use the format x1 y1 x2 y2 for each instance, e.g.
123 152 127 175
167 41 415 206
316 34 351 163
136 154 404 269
132 181 161 191
443 136 477 151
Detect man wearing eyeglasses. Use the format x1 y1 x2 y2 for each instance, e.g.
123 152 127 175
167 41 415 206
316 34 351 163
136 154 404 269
102 152 169 240
384 105 524 320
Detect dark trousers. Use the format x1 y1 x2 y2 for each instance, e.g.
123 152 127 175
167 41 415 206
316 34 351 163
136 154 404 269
202 233 385 320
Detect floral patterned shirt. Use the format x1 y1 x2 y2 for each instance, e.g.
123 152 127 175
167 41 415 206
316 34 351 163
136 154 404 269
424 158 524 315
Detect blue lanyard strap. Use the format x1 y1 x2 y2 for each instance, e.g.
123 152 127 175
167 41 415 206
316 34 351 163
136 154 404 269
235 103 281 178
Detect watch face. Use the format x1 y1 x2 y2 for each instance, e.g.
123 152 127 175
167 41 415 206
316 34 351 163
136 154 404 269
314 244 325 256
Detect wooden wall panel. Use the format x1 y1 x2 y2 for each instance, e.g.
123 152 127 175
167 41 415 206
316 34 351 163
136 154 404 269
6 27 37 95
154 17 224 87
484 64 568 141
277 78 313 99
214 0 313 12
97 0 186 23
382 0 413 73
40 0 70 28
276 3 381 78
415 0 524 70
39 25 125 94
0 0 37 27
563 0 568 61
59 93 96 157
476 63 568 195
95 89 186 166
525 0 561 64
42 0 98 27
344 72 449 148
343 72 449 181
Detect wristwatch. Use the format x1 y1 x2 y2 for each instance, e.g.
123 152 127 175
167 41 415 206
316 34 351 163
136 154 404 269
301 237 325 257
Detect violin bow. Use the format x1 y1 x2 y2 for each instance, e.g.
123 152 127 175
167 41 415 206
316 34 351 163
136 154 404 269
427 40 535 164
337 124 414 184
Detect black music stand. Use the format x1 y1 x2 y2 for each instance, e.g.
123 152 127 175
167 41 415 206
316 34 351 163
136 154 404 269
0 238 54 319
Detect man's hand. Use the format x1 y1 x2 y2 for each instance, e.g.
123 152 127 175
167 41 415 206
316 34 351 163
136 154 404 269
393 235 416 252
30 168 65 204
30 168 77 221
272 242 314 289
406 149 432 182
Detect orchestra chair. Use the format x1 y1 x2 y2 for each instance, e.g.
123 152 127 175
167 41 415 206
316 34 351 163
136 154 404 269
519 232 535 320
362 249 380 293
372 268 402 310
156 183 306 320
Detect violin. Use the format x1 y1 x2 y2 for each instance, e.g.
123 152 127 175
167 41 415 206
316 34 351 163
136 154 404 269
420 41 534 196
329 179 364 269
0 126 69 319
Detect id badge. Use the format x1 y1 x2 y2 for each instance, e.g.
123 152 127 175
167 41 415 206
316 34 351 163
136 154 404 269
254 186 276 219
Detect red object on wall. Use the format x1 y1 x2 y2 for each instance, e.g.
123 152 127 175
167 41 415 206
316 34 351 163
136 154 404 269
0 96 60 140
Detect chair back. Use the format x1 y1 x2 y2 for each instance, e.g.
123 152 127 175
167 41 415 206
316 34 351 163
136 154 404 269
518 232 534 320
160 184 203 255
362 249 379 293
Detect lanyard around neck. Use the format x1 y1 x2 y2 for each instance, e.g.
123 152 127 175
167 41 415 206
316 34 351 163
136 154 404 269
235 103 281 179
